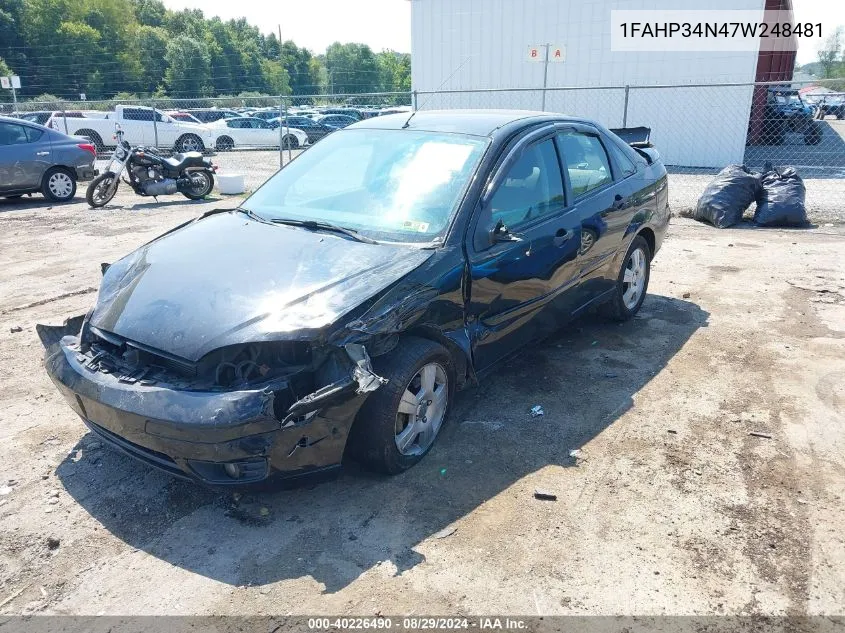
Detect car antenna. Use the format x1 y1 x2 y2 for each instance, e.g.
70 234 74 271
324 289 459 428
403 55 473 129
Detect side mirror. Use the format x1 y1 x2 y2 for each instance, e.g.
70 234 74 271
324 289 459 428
489 218 517 244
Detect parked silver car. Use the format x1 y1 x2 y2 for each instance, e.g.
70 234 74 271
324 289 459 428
0 116 98 202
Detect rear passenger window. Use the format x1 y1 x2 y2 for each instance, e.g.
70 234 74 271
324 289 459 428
489 139 565 228
24 127 44 143
557 131 613 198
606 140 637 178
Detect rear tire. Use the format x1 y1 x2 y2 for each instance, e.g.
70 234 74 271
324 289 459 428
602 235 651 322
215 136 234 151
41 167 76 202
181 170 214 200
282 135 299 150
86 171 118 208
348 336 455 475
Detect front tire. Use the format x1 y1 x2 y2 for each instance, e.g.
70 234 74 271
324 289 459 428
41 167 76 202
86 171 118 208
349 337 455 474
603 235 651 321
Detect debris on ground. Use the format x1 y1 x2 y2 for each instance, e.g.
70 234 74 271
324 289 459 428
682 292 691 299
604 372 618 378
534 489 558 501
530 405 544 417
693 164 761 228
433 526 457 539
754 166 808 227
667 429 678 434
569 449 582 459
46 537 60 550
9 326 23 333
749 431 773 439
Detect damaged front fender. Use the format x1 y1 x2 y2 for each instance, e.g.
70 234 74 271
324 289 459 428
279 342 386 428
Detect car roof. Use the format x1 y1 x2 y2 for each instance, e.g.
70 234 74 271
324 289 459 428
350 109 579 137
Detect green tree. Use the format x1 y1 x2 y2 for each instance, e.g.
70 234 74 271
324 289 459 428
260 59 290 95
164 35 211 97
281 40 317 95
55 21 101 96
324 42 380 94
0 0 27 77
377 50 411 94
132 0 164 27
130 25 168 94
818 26 843 78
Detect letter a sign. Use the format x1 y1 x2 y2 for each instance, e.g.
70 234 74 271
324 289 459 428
527 45 566 62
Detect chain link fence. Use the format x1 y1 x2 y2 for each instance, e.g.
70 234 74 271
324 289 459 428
2 81 843 223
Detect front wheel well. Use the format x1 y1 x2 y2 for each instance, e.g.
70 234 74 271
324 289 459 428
402 327 470 390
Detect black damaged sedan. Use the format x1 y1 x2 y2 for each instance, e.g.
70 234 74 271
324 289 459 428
41 110 669 486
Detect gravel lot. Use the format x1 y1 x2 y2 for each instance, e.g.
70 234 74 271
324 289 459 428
0 182 844 617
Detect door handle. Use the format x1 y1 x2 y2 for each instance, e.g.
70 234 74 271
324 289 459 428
553 228 574 247
36 151 50 156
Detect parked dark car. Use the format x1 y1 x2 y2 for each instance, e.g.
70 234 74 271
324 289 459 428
269 115 335 143
0 116 97 202
323 107 364 121
314 113 357 130
40 110 669 486
185 108 243 124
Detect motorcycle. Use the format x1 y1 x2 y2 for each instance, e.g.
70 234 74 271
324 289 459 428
86 126 216 207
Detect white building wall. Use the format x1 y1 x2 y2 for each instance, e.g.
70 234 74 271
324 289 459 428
411 0 765 167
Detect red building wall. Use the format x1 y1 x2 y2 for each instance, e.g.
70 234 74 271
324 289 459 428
748 0 797 144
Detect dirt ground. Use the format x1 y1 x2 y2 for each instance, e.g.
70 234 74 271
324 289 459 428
0 188 844 617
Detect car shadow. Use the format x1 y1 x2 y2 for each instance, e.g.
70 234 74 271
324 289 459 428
0 195 60 212
55 294 708 593
88 197 227 212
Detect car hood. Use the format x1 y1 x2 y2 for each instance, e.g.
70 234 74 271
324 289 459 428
89 212 434 361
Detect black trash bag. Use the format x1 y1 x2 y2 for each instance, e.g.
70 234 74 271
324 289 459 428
754 167 808 227
694 164 761 228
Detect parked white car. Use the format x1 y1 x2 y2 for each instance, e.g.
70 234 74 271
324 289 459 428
209 117 309 150
51 105 215 153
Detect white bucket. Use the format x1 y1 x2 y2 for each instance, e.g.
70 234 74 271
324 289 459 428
216 173 246 195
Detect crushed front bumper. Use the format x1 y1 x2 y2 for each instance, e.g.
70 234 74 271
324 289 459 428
44 336 368 486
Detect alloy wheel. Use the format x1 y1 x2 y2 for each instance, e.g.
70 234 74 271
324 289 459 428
394 362 449 456
622 247 647 310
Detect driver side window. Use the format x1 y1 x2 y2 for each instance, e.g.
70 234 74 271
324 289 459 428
488 139 564 229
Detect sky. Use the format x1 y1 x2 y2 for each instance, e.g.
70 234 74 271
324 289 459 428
160 0 842 65
792 0 845 65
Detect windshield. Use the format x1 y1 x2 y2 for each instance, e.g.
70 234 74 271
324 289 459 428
242 128 488 243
